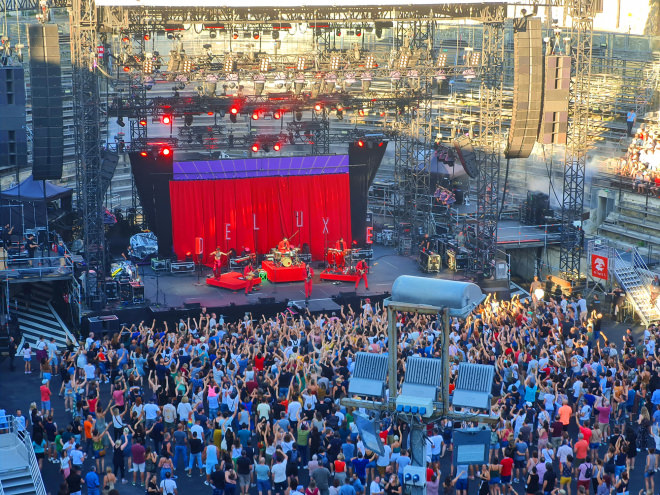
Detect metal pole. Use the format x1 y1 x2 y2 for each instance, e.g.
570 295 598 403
442 308 450 414
387 305 398 399
409 418 427 495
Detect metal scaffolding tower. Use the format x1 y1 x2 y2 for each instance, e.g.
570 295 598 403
473 10 505 279
70 0 106 305
559 0 597 282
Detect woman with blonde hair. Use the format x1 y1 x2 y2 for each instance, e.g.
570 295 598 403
102 465 117 495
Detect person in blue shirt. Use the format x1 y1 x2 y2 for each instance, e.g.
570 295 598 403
339 477 356 495
350 451 369 484
85 465 101 495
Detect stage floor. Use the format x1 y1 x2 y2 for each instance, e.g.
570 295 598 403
114 245 473 312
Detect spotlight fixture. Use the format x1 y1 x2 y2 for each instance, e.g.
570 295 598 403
330 55 341 70
365 55 375 69
273 142 281 151
251 143 260 152
139 118 147 126
336 29 341 36
273 110 282 119
252 111 260 120
253 31 260 40
117 117 125 127
121 36 129 43
356 27 362 36
357 139 365 147
139 151 149 157
470 51 481 66
160 146 172 156
181 58 193 73
143 34 150 41
233 32 239 39
260 58 270 72
123 66 131 72
314 103 323 112
143 57 154 74
224 57 234 72
162 115 172 125
297 56 306 71
209 30 217 39
437 52 447 67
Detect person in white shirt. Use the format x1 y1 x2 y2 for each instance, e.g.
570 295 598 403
369 476 383 495
177 397 192 423
162 401 177 430
143 400 160 429
160 471 178 495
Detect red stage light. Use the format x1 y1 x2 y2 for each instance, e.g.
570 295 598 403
357 140 365 148
121 36 129 43
314 103 323 112
233 32 239 39
207 111 214 116
251 112 259 120
143 34 150 41
161 146 172 156
162 115 172 125
139 119 147 126
253 33 260 40
123 66 130 72
358 109 365 117
273 143 281 151
251 143 260 152
378 141 384 147
230 106 238 115
273 111 281 119
140 151 148 157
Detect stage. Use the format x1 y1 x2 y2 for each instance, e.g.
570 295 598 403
91 245 478 327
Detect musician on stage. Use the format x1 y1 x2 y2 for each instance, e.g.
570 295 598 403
335 237 348 251
304 263 314 303
355 258 369 291
213 247 228 279
419 234 432 253
278 237 291 253
243 262 258 295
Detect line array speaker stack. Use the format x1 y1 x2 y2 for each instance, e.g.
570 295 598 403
538 55 570 145
521 191 550 226
505 17 543 159
28 24 64 180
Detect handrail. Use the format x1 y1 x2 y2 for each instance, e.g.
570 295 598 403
0 415 47 495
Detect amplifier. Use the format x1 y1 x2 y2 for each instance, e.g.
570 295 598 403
353 249 373 260
151 258 171 271
105 279 119 300
131 282 145 304
119 281 132 302
171 261 195 273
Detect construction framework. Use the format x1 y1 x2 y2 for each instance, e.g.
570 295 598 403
70 0 105 305
558 0 597 282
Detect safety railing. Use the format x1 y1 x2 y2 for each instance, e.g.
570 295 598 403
0 246 74 280
495 224 562 247
0 415 46 495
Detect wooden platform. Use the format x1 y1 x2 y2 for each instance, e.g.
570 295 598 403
205 271 262 291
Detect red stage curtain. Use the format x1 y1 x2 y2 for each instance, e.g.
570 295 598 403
170 174 352 263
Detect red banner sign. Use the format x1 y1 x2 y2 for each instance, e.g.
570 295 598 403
591 254 608 280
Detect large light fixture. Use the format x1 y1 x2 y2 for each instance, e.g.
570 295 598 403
365 54 375 69
224 57 234 72
143 56 154 74
437 52 447 67
330 55 341 71
296 56 306 71
181 58 193 73
260 57 270 72
397 52 409 69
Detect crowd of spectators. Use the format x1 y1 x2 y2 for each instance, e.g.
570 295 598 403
615 125 660 195
10 291 660 495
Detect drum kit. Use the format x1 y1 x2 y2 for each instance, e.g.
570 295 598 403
269 247 303 267
326 248 355 273
110 260 137 282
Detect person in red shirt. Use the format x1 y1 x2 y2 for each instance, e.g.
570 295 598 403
40 379 52 415
278 238 291 253
304 264 314 302
243 263 258 295
254 353 265 371
573 433 589 476
354 259 369 291
500 452 514 492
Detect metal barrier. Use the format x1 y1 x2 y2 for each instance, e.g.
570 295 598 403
495 224 562 247
0 415 47 495
0 247 74 279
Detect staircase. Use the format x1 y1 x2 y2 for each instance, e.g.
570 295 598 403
612 248 660 326
12 283 78 353
0 416 46 495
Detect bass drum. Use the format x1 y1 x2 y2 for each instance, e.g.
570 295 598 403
281 256 293 267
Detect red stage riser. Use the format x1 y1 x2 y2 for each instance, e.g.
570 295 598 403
205 271 262 291
261 260 306 283
319 270 360 282
170 175 352 263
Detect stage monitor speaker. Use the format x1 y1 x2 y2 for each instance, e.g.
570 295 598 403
28 24 63 180
183 299 202 310
259 297 276 304
453 135 479 178
505 17 543 159
539 55 570 145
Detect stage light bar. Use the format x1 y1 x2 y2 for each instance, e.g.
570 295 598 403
181 58 193 73
437 52 447 67
365 55 375 69
330 55 341 70
297 56 306 71
260 57 270 72
397 52 409 69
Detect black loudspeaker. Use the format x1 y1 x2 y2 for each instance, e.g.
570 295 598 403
183 300 202 309
28 24 63 180
0 66 28 170
505 17 543 159
258 297 276 304
539 55 570 146
453 135 479 178
100 151 119 196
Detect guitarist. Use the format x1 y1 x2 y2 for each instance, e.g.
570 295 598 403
213 247 229 279
354 258 369 291
243 262 258 295
304 263 314 303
